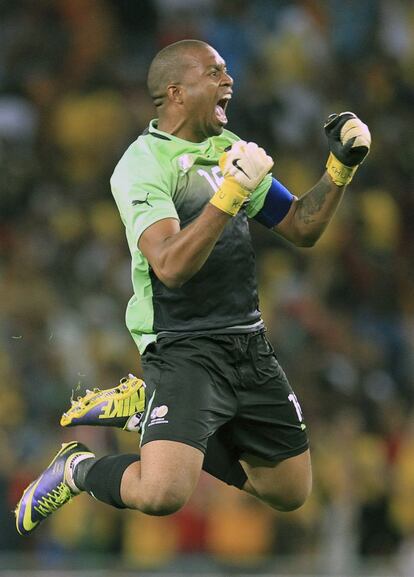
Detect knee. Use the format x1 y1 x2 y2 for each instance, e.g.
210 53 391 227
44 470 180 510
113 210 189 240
274 486 310 512
268 478 312 512
138 487 188 516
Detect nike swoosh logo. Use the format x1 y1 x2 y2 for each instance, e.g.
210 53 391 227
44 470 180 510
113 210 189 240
232 158 250 179
19 479 41 534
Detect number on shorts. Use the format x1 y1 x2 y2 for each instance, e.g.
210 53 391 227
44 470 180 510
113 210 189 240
288 392 303 423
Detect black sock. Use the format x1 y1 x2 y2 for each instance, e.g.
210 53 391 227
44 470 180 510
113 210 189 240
203 428 247 489
73 456 97 491
75 454 140 508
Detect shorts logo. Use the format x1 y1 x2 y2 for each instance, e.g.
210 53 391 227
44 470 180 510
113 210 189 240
151 405 168 419
148 405 169 426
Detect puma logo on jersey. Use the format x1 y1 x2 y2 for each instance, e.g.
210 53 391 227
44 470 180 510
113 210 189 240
232 158 250 179
132 193 153 207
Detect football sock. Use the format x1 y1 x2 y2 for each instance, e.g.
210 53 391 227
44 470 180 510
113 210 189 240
203 430 247 489
72 455 97 491
74 454 140 508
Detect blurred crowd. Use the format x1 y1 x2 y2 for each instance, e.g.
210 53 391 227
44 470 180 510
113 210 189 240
1 0 414 573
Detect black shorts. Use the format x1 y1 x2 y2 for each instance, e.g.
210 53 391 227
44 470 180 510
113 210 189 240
140 331 308 463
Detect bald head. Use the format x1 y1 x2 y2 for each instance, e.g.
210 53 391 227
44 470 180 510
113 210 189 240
147 40 211 108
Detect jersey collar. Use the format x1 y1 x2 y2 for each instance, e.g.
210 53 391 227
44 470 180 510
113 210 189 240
148 119 211 150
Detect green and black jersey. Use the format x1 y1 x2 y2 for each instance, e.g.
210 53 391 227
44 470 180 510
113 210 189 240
110 120 272 354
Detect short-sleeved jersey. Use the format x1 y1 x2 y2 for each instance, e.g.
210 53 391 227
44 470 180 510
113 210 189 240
110 119 272 354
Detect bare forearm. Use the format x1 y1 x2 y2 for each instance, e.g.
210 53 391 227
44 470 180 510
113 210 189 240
277 172 346 247
297 171 345 229
158 204 230 287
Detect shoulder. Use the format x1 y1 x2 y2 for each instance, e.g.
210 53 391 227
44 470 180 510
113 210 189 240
111 132 171 190
220 128 241 142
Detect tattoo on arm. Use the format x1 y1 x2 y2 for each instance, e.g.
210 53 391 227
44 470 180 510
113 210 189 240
296 179 332 224
274 172 346 246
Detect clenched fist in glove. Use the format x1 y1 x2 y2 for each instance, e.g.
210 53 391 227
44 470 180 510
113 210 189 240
210 140 273 216
324 112 371 186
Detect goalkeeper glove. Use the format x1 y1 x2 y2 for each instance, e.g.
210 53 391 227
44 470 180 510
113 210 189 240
210 140 273 216
324 112 371 186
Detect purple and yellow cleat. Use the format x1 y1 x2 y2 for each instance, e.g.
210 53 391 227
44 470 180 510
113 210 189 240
60 374 145 432
15 441 94 535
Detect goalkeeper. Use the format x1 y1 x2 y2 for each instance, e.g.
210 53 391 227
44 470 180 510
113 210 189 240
15 40 371 535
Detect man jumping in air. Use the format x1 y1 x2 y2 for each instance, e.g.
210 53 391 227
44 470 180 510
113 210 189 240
15 40 370 535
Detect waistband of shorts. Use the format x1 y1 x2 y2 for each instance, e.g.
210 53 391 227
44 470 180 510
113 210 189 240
152 329 266 352
156 320 265 341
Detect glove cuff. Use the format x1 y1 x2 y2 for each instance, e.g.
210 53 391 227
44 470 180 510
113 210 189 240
209 177 248 216
326 152 358 186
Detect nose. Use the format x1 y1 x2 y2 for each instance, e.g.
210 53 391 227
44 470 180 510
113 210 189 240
221 71 233 87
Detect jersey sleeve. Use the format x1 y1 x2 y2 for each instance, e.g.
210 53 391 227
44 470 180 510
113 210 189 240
111 146 179 244
246 174 295 227
245 173 273 218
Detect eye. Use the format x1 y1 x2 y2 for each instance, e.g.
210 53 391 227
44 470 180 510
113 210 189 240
210 70 219 77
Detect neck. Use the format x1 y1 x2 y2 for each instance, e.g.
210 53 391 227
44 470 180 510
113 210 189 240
157 115 205 143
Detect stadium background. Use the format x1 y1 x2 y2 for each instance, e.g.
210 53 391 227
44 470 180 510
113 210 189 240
0 1 413 576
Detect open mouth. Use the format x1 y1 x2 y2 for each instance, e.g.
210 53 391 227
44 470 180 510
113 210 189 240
215 95 231 125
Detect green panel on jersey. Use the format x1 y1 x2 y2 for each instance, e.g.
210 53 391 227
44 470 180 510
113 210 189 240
111 120 272 354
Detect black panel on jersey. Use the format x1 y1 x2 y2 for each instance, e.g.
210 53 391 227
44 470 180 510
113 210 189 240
150 210 261 333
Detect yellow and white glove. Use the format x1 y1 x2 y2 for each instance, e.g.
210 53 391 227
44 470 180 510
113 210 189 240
324 112 371 186
210 140 274 216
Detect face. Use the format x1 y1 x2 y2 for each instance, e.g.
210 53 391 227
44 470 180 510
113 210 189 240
172 45 234 141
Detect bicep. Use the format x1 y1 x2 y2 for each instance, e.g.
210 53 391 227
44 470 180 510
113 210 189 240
138 217 180 274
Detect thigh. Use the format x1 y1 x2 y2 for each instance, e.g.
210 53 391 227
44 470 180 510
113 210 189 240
241 449 312 511
121 439 204 514
140 336 238 454
241 449 312 495
232 334 309 462
141 439 204 501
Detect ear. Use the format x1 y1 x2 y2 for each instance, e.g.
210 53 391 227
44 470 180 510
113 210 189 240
166 84 184 104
